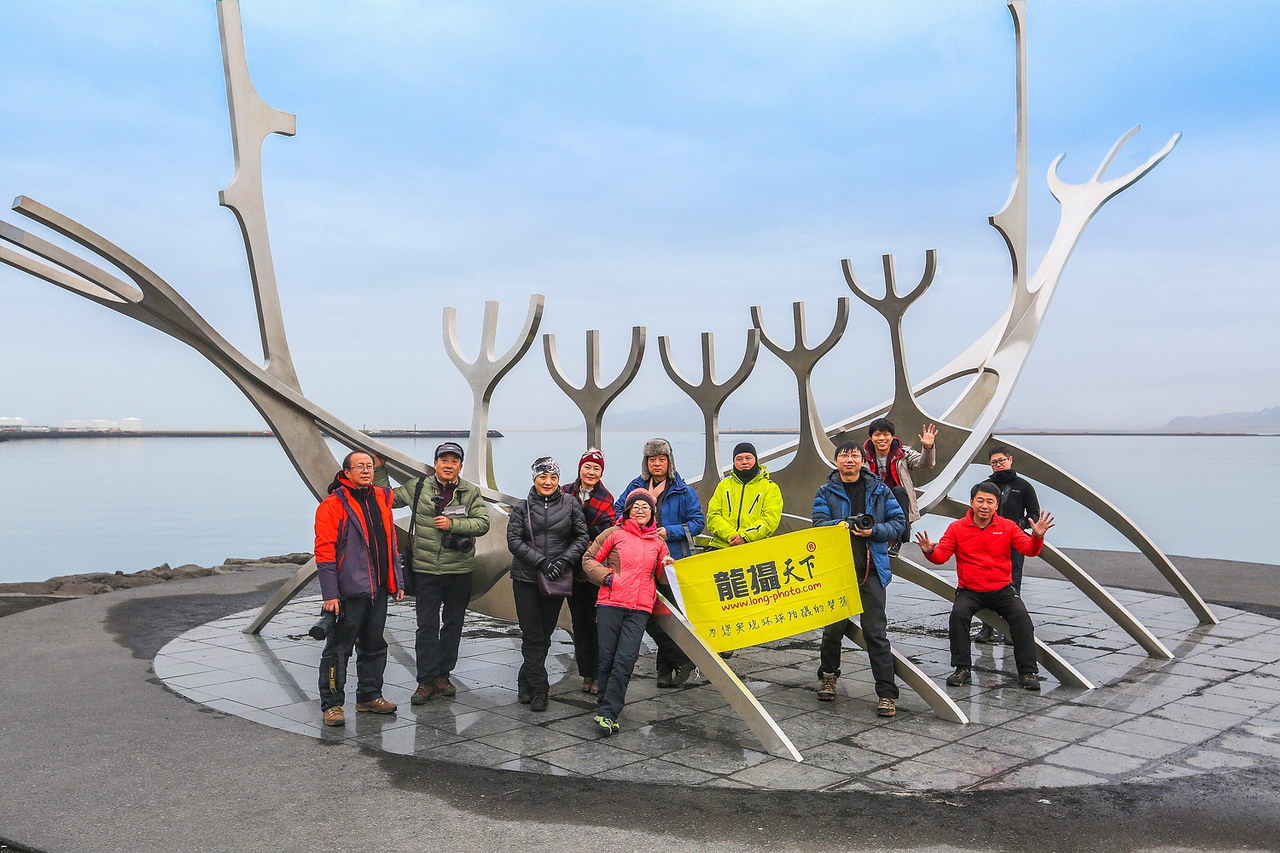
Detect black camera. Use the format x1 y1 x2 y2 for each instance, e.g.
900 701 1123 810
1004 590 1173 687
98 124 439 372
847 513 875 532
309 610 338 640
434 496 475 553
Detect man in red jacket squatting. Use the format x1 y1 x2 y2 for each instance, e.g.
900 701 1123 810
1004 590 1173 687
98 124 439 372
915 481 1055 692
314 451 405 727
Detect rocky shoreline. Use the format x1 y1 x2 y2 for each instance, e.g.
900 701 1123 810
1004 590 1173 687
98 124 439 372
0 553 312 619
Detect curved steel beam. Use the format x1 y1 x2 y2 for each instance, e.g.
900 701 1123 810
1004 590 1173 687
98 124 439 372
891 555 1095 689
841 620 970 722
988 435 1217 625
935 497 1172 659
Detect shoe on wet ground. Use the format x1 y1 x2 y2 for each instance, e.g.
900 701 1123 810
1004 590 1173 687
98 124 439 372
411 683 438 705
671 661 697 686
594 715 617 736
354 697 397 714
876 697 897 717
945 667 972 687
517 682 531 704
530 692 548 712
434 675 457 697
581 678 594 693
974 625 995 643
1020 672 1042 692
322 706 345 727
817 672 837 702
656 670 673 689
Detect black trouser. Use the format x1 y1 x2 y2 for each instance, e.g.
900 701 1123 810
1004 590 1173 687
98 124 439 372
817 568 899 699
567 580 599 678
413 572 473 685
512 578 565 695
1010 550 1025 592
950 585 1037 675
890 486 912 543
318 589 389 708
596 605 648 720
646 581 690 676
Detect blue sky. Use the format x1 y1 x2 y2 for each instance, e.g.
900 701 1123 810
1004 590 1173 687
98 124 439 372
1 0 1277 431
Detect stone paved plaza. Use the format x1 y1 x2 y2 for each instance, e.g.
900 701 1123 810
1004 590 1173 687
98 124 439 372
153 573 1280 794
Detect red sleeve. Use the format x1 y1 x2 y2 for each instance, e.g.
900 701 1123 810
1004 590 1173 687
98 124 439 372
314 497 341 566
925 521 959 564
1011 523 1044 558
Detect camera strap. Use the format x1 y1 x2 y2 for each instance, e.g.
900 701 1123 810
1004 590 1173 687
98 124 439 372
404 477 426 574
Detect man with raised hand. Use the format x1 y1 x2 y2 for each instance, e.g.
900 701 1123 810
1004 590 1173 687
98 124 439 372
916 481 1055 692
975 445 1042 643
375 442 490 704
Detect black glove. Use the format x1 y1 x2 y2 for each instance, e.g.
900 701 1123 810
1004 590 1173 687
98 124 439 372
543 557 570 580
537 557 555 576
603 573 614 587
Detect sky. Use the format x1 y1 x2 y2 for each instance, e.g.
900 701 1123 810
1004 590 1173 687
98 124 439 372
1 0 1277 433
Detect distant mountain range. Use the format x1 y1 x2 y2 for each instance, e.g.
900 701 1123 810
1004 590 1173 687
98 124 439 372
1163 405 1280 433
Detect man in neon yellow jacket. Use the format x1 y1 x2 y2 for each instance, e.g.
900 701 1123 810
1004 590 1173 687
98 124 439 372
705 443 784 550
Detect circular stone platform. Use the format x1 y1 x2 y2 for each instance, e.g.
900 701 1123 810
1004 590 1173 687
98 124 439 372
155 576 1280 793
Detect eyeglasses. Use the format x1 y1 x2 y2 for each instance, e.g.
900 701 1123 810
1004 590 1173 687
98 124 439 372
989 458 1011 467
347 463 375 471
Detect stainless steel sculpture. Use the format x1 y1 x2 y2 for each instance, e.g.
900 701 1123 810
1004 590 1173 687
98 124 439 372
1 0 1215 760
658 330 761 506
544 327 647 450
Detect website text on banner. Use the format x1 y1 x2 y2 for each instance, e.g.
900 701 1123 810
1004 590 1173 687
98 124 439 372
672 526 862 653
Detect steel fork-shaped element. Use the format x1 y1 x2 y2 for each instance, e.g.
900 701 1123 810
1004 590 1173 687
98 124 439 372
443 295 545 490
749 299 849 496
543 326 646 450
658 330 761 505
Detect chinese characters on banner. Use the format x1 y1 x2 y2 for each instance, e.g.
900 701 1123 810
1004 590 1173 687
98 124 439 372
670 526 863 653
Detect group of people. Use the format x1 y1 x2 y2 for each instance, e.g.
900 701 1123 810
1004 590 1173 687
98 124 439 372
312 424 1055 734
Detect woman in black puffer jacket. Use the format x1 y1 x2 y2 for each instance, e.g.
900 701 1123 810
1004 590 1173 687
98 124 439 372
506 457 589 711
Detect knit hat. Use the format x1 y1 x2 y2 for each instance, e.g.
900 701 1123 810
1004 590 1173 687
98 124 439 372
434 441 465 461
833 440 863 459
531 456 560 478
732 442 757 459
622 488 658 519
641 437 675 477
578 448 605 472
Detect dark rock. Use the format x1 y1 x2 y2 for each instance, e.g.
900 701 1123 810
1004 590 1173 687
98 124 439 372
222 553 311 566
57 582 113 596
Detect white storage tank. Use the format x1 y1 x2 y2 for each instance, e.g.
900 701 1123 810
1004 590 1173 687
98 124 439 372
88 419 117 431
0 417 28 428
61 419 89 430
120 418 144 432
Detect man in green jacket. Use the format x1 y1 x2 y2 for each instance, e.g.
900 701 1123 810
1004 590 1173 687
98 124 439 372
375 442 490 703
705 443 784 549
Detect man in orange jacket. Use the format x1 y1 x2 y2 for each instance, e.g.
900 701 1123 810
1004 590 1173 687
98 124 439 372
314 450 405 727
915 481 1055 692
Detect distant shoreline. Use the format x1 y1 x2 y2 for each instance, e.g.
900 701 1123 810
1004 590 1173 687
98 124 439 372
0 429 504 441
1 428 1275 442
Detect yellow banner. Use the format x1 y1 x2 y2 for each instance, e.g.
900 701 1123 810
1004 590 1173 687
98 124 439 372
671 526 863 653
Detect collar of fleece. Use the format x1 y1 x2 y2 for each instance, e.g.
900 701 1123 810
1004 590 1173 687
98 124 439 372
622 518 658 538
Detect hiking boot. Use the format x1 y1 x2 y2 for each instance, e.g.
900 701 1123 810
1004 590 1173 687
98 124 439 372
354 697 397 714
876 697 897 718
530 692 548 712
322 706 345 727
656 669 673 689
974 624 995 644
594 714 616 736
817 672 837 702
1020 672 1042 692
411 682 438 705
945 667 971 687
581 677 595 693
435 675 457 697
671 660 697 686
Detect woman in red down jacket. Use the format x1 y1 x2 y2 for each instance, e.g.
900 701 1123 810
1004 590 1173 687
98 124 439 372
580 488 672 736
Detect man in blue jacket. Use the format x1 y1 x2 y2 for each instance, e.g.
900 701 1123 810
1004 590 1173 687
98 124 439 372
811 441 906 717
614 438 705 687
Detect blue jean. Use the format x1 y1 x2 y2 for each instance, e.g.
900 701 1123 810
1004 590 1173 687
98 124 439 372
595 605 649 720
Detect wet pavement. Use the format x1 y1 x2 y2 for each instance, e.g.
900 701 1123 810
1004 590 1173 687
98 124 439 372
154 574 1280 793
